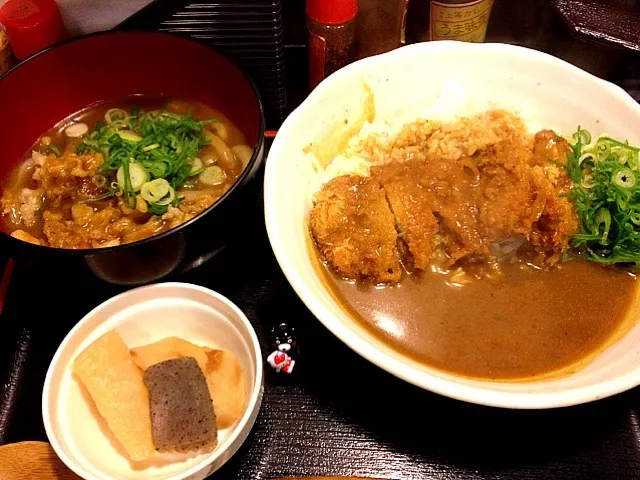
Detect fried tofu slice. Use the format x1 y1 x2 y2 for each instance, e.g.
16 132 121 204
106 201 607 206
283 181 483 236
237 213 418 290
202 348 246 430
131 337 209 373
310 175 402 283
73 331 155 462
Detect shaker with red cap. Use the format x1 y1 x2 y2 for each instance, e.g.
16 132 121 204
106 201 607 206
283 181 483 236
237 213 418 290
306 0 358 90
0 0 68 61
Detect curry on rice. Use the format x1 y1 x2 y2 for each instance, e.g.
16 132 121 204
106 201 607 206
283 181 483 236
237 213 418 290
309 110 639 380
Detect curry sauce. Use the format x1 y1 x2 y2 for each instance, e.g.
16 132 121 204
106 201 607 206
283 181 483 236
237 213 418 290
315 254 638 380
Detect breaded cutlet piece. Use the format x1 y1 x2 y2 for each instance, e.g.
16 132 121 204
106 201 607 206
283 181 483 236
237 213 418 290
528 167 579 263
476 138 543 243
477 135 577 264
410 157 487 265
310 175 402 283
372 162 439 271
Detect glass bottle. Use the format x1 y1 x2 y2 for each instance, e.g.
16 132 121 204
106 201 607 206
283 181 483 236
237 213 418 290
306 0 358 90
429 0 494 42
406 0 494 43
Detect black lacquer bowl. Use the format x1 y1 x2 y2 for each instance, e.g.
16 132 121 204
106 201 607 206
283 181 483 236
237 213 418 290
0 31 265 285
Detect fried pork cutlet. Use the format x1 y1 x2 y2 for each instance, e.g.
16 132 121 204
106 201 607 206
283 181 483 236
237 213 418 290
371 161 439 271
476 133 578 264
310 175 402 283
413 157 488 265
311 128 579 281
476 137 545 243
528 131 579 260
373 157 489 268
528 167 579 262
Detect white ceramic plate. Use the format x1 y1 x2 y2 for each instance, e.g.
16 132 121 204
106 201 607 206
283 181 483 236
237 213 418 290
264 41 640 409
42 282 263 480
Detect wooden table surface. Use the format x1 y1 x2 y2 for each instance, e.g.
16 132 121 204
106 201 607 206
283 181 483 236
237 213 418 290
2 192 640 479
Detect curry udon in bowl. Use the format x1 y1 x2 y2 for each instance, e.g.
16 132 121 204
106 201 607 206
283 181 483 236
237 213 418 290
265 41 640 408
0 32 264 284
2 98 253 249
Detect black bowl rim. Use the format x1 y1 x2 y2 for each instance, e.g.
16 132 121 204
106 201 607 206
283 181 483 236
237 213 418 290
0 30 266 256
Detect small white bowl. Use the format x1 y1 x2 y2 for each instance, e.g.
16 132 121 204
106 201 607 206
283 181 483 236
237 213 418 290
264 41 640 409
42 282 263 480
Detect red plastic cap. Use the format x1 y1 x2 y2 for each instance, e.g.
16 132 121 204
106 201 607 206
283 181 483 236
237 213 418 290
306 0 358 25
0 0 68 60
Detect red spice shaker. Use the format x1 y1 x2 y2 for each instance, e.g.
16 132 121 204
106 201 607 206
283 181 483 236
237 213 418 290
306 0 358 90
0 0 68 61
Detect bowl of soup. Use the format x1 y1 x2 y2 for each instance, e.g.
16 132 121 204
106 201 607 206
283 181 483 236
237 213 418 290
264 41 640 409
0 31 265 284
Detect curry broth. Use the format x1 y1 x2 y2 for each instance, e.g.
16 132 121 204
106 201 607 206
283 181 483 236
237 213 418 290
311 239 638 380
1 98 249 248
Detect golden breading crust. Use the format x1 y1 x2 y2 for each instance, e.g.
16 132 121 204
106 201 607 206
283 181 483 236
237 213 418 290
310 175 402 283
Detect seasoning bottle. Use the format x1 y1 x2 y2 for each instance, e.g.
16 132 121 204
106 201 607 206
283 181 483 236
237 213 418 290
399 0 410 45
0 27 15 75
355 0 409 59
306 0 358 90
429 0 494 42
0 0 68 61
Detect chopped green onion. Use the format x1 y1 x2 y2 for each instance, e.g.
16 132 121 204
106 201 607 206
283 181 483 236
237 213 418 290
78 104 215 213
155 186 176 206
44 144 61 156
189 157 204 176
199 166 226 186
140 178 171 204
167 133 182 152
117 162 149 192
572 128 591 145
104 108 129 124
578 153 593 166
80 139 99 149
143 143 160 152
613 168 636 189
148 203 169 215
595 208 611 245
569 129 640 266
109 120 129 130
118 131 142 143
631 213 640 226
92 174 107 188
581 174 595 189
64 123 89 138
594 141 611 161
121 160 136 209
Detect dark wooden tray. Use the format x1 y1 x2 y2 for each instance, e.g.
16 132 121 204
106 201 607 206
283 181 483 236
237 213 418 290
3 188 640 479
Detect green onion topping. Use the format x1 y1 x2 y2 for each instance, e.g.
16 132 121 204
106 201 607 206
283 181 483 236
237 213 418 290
567 127 640 266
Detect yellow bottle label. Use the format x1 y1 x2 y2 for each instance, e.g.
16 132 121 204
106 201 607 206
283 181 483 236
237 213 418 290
430 0 494 43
